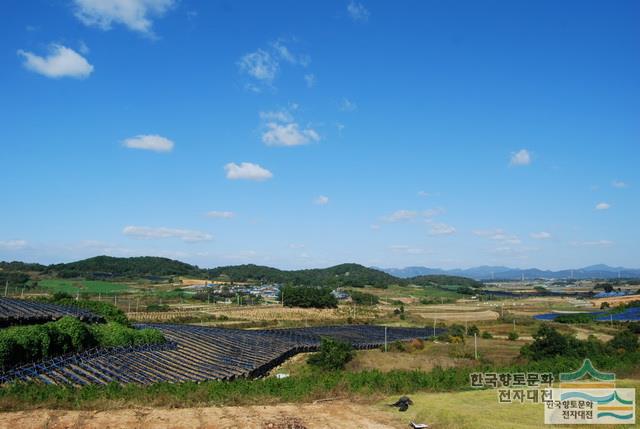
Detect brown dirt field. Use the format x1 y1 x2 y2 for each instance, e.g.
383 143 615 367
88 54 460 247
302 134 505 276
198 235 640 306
0 402 403 429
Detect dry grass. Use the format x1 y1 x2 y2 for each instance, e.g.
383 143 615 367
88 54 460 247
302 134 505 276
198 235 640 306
385 379 640 429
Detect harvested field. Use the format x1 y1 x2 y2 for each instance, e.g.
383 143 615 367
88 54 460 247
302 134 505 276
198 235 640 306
127 305 361 323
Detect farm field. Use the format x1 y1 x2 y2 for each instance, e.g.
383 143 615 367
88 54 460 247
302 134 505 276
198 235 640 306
38 279 131 295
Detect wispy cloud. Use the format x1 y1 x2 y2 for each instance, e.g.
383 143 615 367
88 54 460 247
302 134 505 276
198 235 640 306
428 223 456 236
224 162 273 181
206 211 235 219
239 39 309 91
347 1 370 22
383 210 417 222
0 240 29 250
123 226 212 242
612 180 629 189
570 240 613 247
340 98 358 112
304 73 316 88
18 44 93 79
122 134 174 152
314 195 329 205
595 202 611 210
530 231 552 240
474 229 521 244
509 149 531 166
72 0 175 36
390 245 425 254
238 49 278 84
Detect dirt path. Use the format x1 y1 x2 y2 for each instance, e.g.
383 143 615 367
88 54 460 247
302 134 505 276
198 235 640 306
0 403 403 429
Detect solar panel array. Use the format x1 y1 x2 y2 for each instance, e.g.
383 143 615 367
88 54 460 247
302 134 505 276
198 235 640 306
1 323 439 386
0 297 103 326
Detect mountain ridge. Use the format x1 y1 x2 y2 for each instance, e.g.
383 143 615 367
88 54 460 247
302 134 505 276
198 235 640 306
378 264 640 280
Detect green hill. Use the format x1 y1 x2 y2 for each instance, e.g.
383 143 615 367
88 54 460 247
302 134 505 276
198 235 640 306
46 256 202 279
207 263 398 288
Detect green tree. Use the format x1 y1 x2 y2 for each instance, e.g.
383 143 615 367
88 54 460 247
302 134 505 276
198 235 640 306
308 337 355 370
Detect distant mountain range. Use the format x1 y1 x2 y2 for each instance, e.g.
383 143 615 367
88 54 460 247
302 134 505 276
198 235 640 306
378 264 640 280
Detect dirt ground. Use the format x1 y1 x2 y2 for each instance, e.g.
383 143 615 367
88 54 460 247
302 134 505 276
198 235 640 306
0 403 404 429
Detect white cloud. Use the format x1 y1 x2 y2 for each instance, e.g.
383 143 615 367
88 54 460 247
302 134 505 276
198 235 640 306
314 195 329 205
239 40 309 90
259 109 320 147
304 73 316 88
570 240 613 247
530 231 552 240
428 223 456 236
595 202 611 210
474 228 521 244
0 240 28 250
122 134 174 152
17 44 93 79
72 0 175 35
123 226 212 242
340 98 358 112
224 162 273 181
238 49 278 83
418 191 432 197
347 1 370 22
509 149 531 166
206 211 235 219
612 180 629 188
383 210 417 222
262 122 320 146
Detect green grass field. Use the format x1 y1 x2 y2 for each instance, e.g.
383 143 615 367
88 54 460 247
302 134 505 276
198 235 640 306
38 279 130 295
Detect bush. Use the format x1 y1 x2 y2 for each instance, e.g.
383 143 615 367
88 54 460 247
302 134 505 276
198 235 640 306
467 325 480 337
349 291 379 305
609 329 639 353
308 337 354 370
507 332 519 341
481 331 493 339
0 316 165 370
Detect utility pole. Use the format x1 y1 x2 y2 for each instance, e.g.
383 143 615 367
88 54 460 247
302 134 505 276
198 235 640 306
474 333 478 360
4 280 8 297
433 318 437 337
136 298 139 313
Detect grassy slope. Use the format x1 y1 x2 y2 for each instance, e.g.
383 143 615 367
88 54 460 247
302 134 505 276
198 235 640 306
387 380 640 429
39 279 130 295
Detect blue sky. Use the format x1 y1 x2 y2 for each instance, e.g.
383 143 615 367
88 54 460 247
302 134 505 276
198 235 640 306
1 0 638 270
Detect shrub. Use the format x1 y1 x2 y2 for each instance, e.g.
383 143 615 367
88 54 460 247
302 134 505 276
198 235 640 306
467 325 480 337
507 332 519 341
0 317 164 370
609 329 639 353
308 337 354 370
481 331 493 339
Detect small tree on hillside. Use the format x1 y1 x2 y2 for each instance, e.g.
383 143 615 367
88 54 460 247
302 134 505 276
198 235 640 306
308 337 355 370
